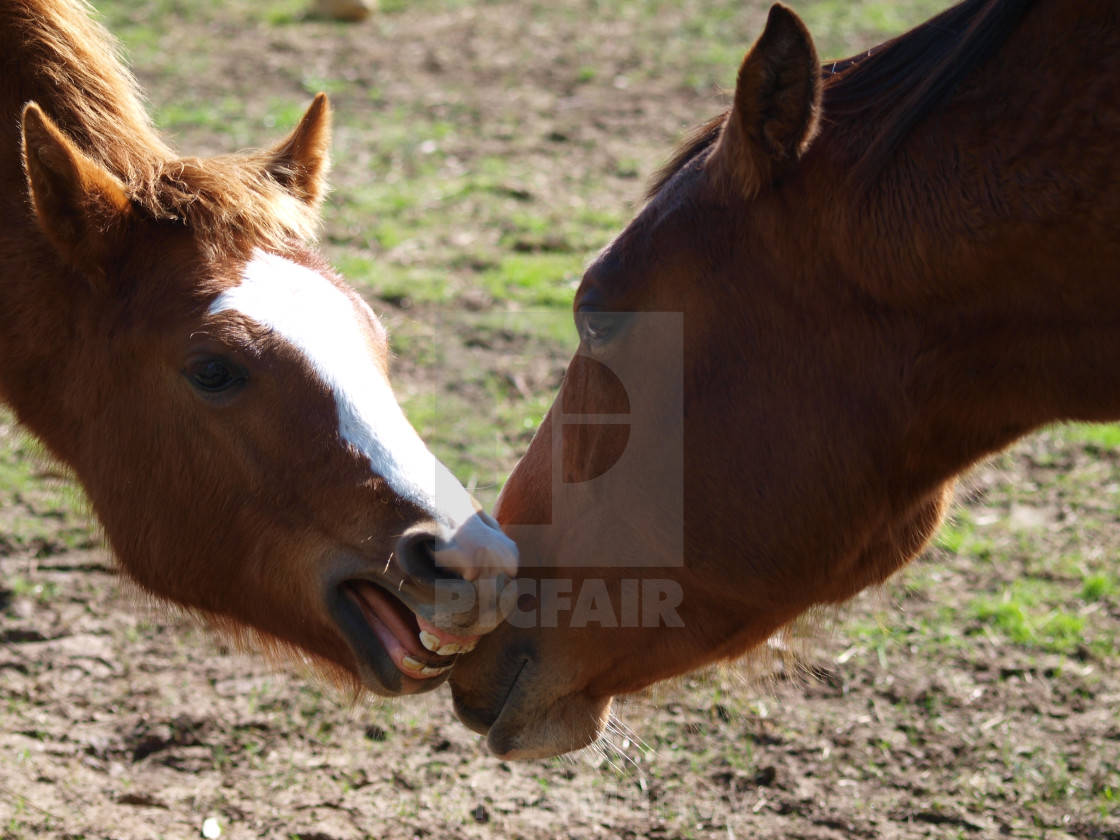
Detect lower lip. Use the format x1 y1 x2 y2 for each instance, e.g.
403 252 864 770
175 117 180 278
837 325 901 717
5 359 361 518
347 583 451 680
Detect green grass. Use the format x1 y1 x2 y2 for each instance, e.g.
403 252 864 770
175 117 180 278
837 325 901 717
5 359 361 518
1082 573 1115 602
797 0 950 57
933 512 996 561
0 412 93 554
971 590 1086 654
1059 421 1120 452
0 430 42 502
478 253 582 306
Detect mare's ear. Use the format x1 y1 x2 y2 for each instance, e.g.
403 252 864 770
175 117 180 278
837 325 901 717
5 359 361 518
707 4 822 197
267 92 331 207
22 102 133 275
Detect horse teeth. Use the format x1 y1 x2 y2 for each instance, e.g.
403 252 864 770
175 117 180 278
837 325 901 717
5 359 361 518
435 641 462 656
420 663 452 676
419 630 442 653
458 638 478 653
401 655 425 672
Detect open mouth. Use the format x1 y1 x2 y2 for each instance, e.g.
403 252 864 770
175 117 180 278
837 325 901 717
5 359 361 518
344 581 480 682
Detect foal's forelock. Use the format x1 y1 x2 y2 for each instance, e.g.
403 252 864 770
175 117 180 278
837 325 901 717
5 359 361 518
208 251 478 530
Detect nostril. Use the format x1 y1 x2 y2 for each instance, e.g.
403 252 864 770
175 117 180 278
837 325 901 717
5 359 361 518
396 513 518 585
396 530 461 586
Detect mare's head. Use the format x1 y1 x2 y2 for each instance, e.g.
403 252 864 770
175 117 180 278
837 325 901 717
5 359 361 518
16 94 516 696
450 1 1028 756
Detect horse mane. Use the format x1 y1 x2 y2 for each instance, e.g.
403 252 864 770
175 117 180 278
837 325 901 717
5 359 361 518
644 114 726 201
130 153 325 256
823 0 1037 188
646 0 1037 200
8 0 322 254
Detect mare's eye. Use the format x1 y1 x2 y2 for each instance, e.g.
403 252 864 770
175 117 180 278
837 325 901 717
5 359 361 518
576 309 620 345
186 357 245 394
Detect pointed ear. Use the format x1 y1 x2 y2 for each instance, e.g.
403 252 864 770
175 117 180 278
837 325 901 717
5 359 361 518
22 102 133 273
707 4 822 197
267 93 332 207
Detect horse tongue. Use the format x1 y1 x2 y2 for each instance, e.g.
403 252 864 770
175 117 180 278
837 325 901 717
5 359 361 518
416 615 481 656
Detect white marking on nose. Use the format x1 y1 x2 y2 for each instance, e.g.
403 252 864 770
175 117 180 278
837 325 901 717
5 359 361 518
208 250 478 530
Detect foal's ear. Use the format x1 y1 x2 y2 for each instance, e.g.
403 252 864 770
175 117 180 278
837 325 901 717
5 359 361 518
708 4 822 196
267 92 332 207
22 103 133 274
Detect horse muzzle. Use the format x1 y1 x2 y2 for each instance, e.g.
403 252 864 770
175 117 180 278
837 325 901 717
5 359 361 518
449 632 611 759
326 511 518 697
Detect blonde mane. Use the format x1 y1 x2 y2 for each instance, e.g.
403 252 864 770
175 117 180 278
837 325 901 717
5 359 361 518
8 0 323 254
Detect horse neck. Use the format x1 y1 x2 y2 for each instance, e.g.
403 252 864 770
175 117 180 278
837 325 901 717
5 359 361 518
812 1 1120 488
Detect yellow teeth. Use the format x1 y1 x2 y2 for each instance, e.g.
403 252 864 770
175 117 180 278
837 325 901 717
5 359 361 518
401 656 426 672
401 655 451 677
419 630 442 653
420 629 477 656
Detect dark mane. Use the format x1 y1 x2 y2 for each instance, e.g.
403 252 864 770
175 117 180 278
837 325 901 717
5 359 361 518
647 0 1037 199
824 0 1036 186
7 0 321 254
645 114 725 201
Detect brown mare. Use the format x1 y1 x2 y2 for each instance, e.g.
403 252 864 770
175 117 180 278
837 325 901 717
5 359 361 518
1 0 516 697
451 0 1120 757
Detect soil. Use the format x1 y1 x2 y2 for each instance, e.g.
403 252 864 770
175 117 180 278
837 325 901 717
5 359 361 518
2 2 1119 838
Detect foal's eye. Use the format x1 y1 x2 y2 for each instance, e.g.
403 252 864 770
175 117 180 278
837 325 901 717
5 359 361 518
185 357 245 394
576 309 621 345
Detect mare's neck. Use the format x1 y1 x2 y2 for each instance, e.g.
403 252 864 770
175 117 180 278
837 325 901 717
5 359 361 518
834 0 1120 485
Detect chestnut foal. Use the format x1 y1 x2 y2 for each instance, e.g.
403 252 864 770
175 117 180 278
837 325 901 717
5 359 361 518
2 0 515 696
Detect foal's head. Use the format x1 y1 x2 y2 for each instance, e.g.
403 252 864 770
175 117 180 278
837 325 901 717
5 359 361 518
17 95 516 696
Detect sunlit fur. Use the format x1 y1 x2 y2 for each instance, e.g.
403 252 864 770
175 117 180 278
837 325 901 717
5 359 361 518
7 2 323 256
452 0 1120 756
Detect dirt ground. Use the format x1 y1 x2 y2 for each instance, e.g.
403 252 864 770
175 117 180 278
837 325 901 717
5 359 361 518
2 1 1119 838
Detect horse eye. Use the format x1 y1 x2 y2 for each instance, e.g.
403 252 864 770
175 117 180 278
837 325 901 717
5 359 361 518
576 310 620 344
186 357 245 393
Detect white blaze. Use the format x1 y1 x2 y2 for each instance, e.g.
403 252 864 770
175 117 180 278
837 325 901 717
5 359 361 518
209 250 478 531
